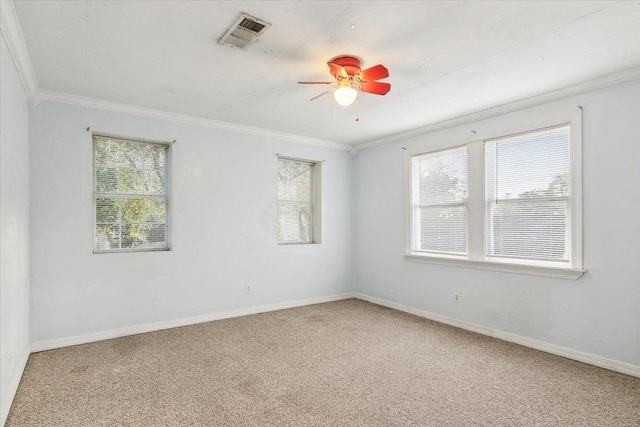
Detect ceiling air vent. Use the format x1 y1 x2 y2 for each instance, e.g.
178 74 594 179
219 13 271 49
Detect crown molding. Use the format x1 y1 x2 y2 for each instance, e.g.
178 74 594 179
353 66 640 152
38 90 352 151
0 0 39 106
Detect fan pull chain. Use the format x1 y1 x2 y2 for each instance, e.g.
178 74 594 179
355 97 359 122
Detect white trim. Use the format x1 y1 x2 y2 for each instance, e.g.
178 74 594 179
92 134 171 253
571 109 583 269
355 293 639 378
0 350 29 426
353 67 640 152
466 141 485 263
30 293 355 353
0 0 39 106
403 253 585 280
23 291 639 395
38 91 351 152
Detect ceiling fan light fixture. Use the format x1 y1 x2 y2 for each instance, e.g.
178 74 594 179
298 55 390 105
334 86 358 106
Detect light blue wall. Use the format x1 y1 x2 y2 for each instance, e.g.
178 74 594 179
354 80 640 366
0 33 30 425
28 101 354 345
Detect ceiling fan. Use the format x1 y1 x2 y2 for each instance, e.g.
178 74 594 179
298 56 391 106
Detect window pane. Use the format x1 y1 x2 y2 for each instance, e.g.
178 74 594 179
277 158 314 244
141 199 166 223
143 170 168 195
121 223 167 249
418 206 467 254
488 200 568 260
94 138 119 166
118 169 145 194
144 224 167 247
485 126 570 261
145 144 167 169
94 137 168 195
96 198 120 223
94 167 118 193
122 198 144 223
120 223 144 249
95 223 120 251
277 202 311 243
277 160 312 202
412 147 468 255
419 148 468 205
120 142 146 169
121 198 167 248
486 126 569 201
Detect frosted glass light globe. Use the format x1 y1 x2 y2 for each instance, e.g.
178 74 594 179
333 87 358 106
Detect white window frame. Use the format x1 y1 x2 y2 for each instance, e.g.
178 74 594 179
276 156 322 245
92 134 171 253
405 111 584 280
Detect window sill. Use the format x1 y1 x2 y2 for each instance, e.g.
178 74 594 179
403 253 585 280
94 248 171 254
277 242 320 245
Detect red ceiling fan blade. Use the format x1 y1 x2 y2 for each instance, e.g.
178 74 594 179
309 87 337 101
360 81 391 96
357 64 389 82
327 62 348 79
298 81 335 84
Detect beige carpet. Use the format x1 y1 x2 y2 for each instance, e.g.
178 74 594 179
6 299 640 426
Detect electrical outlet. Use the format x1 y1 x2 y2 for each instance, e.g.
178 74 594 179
246 284 252 294
454 292 460 303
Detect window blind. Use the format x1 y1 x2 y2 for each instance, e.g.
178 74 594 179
485 125 570 262
277 158 313 244
93 136 169 251
412 146 468 255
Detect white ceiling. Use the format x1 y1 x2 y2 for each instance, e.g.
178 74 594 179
12 1 640 146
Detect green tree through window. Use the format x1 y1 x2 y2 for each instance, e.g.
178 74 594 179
93 136 169 252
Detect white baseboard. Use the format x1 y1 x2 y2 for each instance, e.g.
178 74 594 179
29 291 639 378
31 293 355 353
1 350 29 427
354 293 640 378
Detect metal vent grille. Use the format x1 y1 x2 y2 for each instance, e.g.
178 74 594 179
219 13 271 49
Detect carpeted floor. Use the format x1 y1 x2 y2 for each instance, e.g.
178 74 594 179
6 299 640 426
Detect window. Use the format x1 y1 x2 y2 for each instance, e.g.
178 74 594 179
93 135 169 252
411 147 468 255
485 126 570 264
407 113 583 279
277 157 321 244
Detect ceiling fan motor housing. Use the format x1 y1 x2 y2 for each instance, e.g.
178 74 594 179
330 56 362 77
